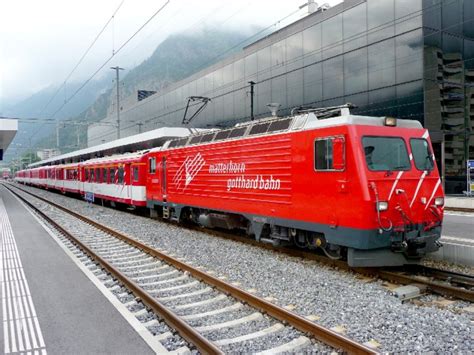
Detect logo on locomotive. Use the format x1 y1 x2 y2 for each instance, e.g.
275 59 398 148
174 154 282 192
173 153 206 189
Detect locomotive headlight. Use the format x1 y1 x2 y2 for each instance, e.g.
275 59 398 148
434 197 444 207
376 201 389 211
384 117 397 126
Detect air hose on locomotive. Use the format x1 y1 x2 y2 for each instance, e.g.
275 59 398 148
369 182 393 233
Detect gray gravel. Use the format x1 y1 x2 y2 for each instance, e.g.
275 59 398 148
16 184 473 352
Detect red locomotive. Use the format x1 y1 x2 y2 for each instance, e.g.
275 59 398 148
15 107 444 267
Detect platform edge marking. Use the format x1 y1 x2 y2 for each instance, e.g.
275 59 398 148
13 193 171 354
0 197 46 354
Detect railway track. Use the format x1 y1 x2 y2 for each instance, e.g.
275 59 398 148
184 220 474 303
5 183 377 354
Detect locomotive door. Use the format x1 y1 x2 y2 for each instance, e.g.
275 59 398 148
161 157 167 200
126 163 131 201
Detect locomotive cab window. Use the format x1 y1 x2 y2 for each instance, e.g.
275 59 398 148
410 138 434 171
133 167 139 182
362 136 410 171
314 136 345 171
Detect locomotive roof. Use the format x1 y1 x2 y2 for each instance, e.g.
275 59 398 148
159 113 423 150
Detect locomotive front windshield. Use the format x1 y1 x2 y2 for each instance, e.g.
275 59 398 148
362 136 410 171
410 138 434 171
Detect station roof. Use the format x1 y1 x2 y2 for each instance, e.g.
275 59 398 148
0 119 18 160
29 126 205 168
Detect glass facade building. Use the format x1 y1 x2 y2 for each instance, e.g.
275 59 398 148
89 0 474 193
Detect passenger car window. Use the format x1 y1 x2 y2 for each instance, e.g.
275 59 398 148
410 138 434 171
149 158 156 174
118 167 124 184
362 136 410 171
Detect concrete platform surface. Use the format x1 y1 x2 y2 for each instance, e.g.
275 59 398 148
434 210 474 266
445 196 474 210
0 186 155 354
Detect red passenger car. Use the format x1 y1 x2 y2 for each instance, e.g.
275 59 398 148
146 110 444 266
81 151 148 206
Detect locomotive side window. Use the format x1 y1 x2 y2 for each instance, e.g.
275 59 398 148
133 167 139 182
189 136 202 145
200 133 215 143
149 157 156 174
362 136 410 171
214 130 231 141
314 137 345 171
175 138 189 147
249 122 270 135
268 118 292 132
229 127 247 138
410 138 434 171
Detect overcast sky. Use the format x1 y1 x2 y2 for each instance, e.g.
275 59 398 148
0 0 341 112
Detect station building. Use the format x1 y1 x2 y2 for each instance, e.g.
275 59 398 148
88 0 474 193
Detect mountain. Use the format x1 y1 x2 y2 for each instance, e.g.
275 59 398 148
3 76 112 162
5 28 253 163
50 28 251 155
121 28 250 98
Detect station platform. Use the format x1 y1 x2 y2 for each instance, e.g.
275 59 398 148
0 186 155 354
431 209 474 267
445 196 474 211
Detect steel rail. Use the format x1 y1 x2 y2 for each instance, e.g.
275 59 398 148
373 269 474 302
5 185 223 355
6 183 378 355
414 266 474 288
